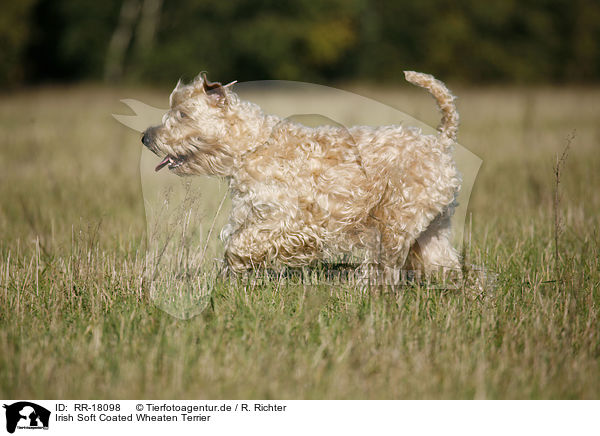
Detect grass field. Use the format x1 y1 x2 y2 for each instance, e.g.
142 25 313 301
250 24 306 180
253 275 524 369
0 82 599 399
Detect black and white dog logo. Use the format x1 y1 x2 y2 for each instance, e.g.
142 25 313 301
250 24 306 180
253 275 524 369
3 402 50 433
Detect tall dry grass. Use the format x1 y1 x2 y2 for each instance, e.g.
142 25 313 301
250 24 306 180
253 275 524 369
0 83 598 398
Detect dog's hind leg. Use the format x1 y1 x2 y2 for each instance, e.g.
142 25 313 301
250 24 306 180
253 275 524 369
405 208 461 280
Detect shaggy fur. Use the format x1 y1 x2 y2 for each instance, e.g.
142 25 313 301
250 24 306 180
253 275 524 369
142 71 462 275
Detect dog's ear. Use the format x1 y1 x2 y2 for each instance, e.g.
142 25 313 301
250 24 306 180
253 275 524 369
201 72 226 99
200 72 236 106
170 78 192 107
201 72 223 93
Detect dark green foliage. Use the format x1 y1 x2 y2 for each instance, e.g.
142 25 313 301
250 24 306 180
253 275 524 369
2 0 600 87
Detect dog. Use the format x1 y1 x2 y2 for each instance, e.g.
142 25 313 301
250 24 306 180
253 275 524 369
142 71 462 278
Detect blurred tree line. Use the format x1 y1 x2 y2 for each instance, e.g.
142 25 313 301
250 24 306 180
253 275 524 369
1 0 599 87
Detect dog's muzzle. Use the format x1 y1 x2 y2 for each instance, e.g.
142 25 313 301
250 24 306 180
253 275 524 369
141 127 156 150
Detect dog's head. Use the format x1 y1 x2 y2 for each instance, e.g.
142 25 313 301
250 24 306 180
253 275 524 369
142 73 257 177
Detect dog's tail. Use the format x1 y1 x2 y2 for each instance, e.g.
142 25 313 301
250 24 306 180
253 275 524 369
404 71 458 149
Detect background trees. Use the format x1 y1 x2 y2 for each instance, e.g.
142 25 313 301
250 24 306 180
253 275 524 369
2 0 600 87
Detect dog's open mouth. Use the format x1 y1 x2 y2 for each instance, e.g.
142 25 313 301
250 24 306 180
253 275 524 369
155 155 186 172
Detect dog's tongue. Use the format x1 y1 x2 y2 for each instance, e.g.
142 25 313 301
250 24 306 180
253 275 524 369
155 156 170 172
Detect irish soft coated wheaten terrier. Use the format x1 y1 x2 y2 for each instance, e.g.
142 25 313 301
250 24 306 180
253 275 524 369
142 71 462 277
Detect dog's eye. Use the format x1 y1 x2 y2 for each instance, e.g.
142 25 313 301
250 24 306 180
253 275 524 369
178 111 188 119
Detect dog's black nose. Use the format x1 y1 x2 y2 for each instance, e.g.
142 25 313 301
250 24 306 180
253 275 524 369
141 131 151 147
141 127 156 148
